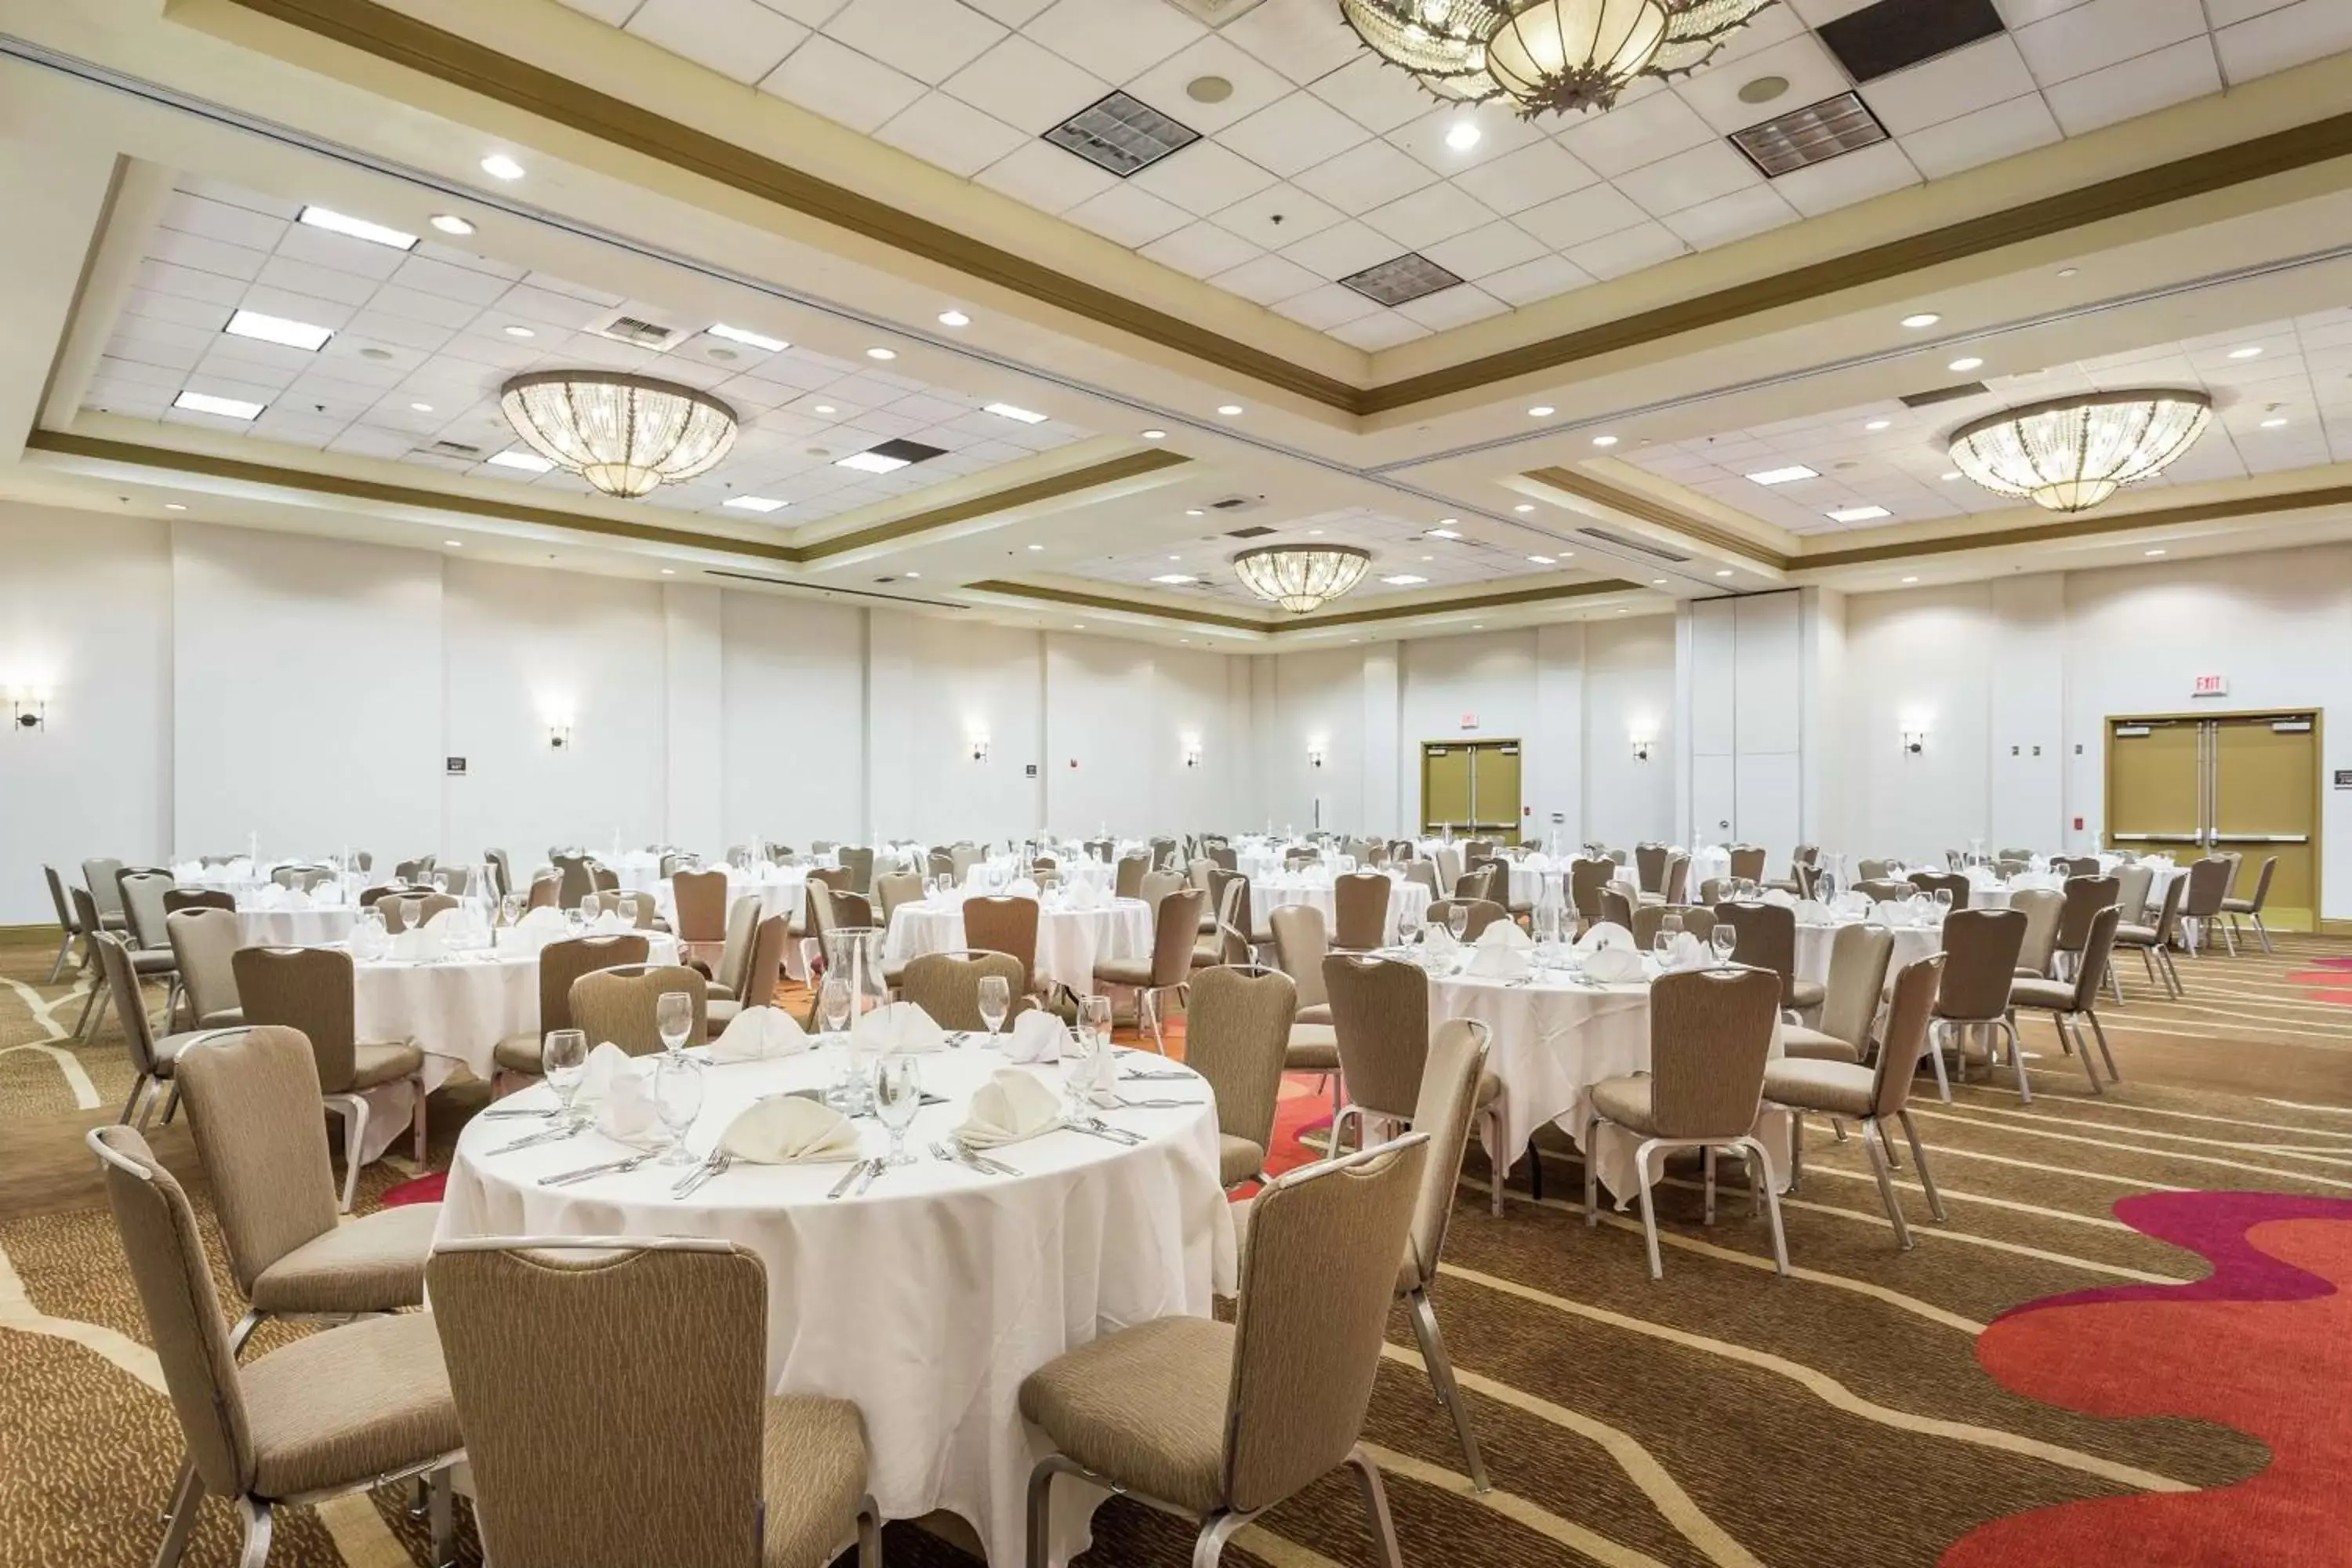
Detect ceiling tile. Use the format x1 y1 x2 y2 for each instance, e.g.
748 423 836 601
1567 220 1689 280
253 255 380 307
1387 102 1545 176
973 140 1117 212
1221 0 1371 85
1062 182 1193 247
1419 219 1548 281
1272 281 1382 330
1896 93 2062 179
1276 218 1398 279
1990 0 2100 25
1449 138 1600 216
2041 35 2221 134
1138 220 1264 278
1207 252 1323 305
1613 140 1762 218
1359 181 1497 252
1512 182 1652 250
1217 90 1370 178
1554 89 1719 178
822 0 1005 84
159 194 289 252
1213 180 1347 246
1392 284 1505 330
1328 311 1428 350
2011 0 2208 83
2217 0 2352 82
1767 139 1921 216
940 34 1108 133
1308 52 1438 135
2205 0 2301 21
625 0 808 82
760 34 926 132
1131 140 1279 216
875 92 1028 176
1291 138 1436 213
1860 34 2038 137
1479 254 1595 307
1673 33 1857 135
139 259 252 309
1125 35 1294 134
1023 0 1204 82
1661 183 1801 247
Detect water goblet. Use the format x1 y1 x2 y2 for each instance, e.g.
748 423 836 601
1710 924 1738 968
977 975 1011 1042
873 1054 923 1167
652 1052 705 1167
1446 904 1469 942
655 990 693 1056
542 1028 589 1126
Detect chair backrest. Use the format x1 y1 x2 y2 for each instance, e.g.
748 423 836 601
1660 854 1690 906
525 873 561 909
2052 855 2102 877
45 863 82 933
381 891 459 934
1209 877 1252 967
1856 858 1893 883
2180 855 2233 917
592 890 661 928
1907 870 1969 909
174 1025 342 1296
1934 908 2028 1021
1114 855 1149 900
1267 904 1329 1009
1710 902 1796 1004
875 871 925 925
1221 1136 1428 1515
1816 922 1894 1051
1727 845 1766 882
83 857 126 918
1138 869 1184 909
536 935 652 1034
1331 873 1391 950
1853 878 1912 904
670 869 728 945
898 950 1029 1029
1427 898 1506 941
1146 887 1208 986
1600 886 1635 931
118 869 175 949
1463 838 1494 867
2054 875 2118 954
89 1125 260 1498
1869 953 1947 1121
1401 859 1439 896
742 916 789 1011
165 909 243 1024
568 964 709 1054
2113 862 2154 924
2009 887 2064 976
1648 967 1781 1138
838 845 875 894
1434 846 1463 891
1402 1019 1490 1292
962 896 1040 990
1632 902 1715 948
485 848 513 898
1567 858 1614 923
1632 843 1667 895
715 894 763 996
164 887 238 915
2071 904 2122 1011
1322 954 1428 1120
552 853 597 909
232 946 361 1093
2243 855 2278 913
1994 856 2030 878
93 931 170 1076
2144 870 2187 942
1185 965 1296 1159
429 1238 766 1567
1209 845 1237 873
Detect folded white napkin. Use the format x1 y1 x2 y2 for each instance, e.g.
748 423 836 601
710 1005 810 1063
1464 942 1530 981
1762 888 1796 909
1422 924 1461 956
573 1040 636 1102
390 927 445 962
1477 922 1533 952
349 921 390 961
1965 866 1999 887
571 1043 660 1144
955 1069 1062 1149
1000 1009 1065 1064
717 1094 861 1163
1831 891 1871 916
1660 931 1711 971
423 906 468 933
851 1000 949 1054
1584 946 1646 985
1576 921 1635 953
1524 852 1553 871
1065 882 1100 911
1871 900 1911 927
1007 877 1040 898
516 906 567 935
1794 898 1831 924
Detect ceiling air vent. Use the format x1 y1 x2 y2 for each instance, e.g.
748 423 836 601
1818 0 2007 84
1045 91 1200 177
1225 524 1276 539
428 439 483 458
1901 382 1990 408
1340 252 1464 307
1577 526 1691 564
1730 92 1890 178
597 314 677 348
1207 495 1260 511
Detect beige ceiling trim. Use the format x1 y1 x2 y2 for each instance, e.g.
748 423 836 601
1524 466 1791 569
1797 482 2352 569
23 430 1185 564
963 579 1271 633
965 574 1636 636
34 156 140 434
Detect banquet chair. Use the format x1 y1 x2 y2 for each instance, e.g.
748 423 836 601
395 856 432 884
2052 855 2102 877
1187 855 1216 895
166 909 245 1029
1632 843 1668 897
1632 903 1715 949
118 869 184 1021
1907 870 1969 909
1019 1138 1425 1568
1995 856 2031 877
2222 855 2280 953
1434 845 1464 892
1765 953 1948 1250
1098 887 1207 1049
964 895 1043 997
570 964 710 1055
491 934 651 1088
1569 857 1614 931
1710 902 1822 1016
704 893 765 1011
2011 905 2123 1094
41 863 88 984
1600 886 1636 931
84 881 179 1029
1727 844 1767 883
1464 838 1495 868
2053 875 2120 996
85 856 136 933
1192 877 1253 971
93 932 223 1129
2007 887 2064 980
1185 965 1296 1189
875 871 925 926
2113 862 2156 927
710 916 788 1027
1927 909 2028 1102
1388 1018 1494 1489
1427 898 1507 942
1584 965 1789 1279
175 1025 439 1354
899 949 1029 1030
484 848 514 899
2177 855 2234 956
2114 873 2188 1000
1267 905 1343 1123
1285 847 1318 871
162 887 236 916
927 849 956 880
1852 878 1913 905
1209 844 1238 873
89 1125 461 1568
830 891 877 930
1781 923 1893 1065
1114 854 1149 900
435 867 474 896
1138 869 1184 909
553 853 597 909
1330 871 1391 951
430 1236 880 1568
838 844 877 895
593 890 662 929
380 892 459 934
1323 954 1506 1213
1766 847 1819 896
524 873 561 909
794 866 848 943
590 866 619 896
1401 858 1440 898
233 946 428 1208
69 887 121 1038
810 840 837 856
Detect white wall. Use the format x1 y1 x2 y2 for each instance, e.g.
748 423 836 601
1584 614 1678 850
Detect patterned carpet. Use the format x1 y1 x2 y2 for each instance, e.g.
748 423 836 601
7 931 2352 1567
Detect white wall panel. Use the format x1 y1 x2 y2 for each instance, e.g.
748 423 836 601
1688 599 1737 757
663 584 724 853
1584 614 1678 848
720 593 864 849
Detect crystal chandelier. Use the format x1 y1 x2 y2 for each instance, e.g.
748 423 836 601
1947 390 2213 514
1232 544 1373 614
499 372 739 499
1338 0 1778 116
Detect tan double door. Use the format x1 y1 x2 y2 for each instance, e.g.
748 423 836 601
1421 741 1522 844
2106 710 2320 929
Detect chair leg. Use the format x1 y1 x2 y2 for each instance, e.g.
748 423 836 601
1345 1447 1406 1568
234 1497 272 1568
1702 1145 1717 1225
1024 1458 1055 1568
1632 1138 1665 1279
856 1494 884 1568
78 980 108 1040
118 1073 153 1127
1192 1510 1252 1568
1406 1287 1488 1492
1582 1113 1601 1226
2085 1010 2120 1083
1788 1112 1805 1191
2252 913 2273 954
1481 1105 1504 1217
2067 1016 2102 1093
1925 1020 1952 1102
1737 1135 1791 1276
2220 919 2238 958
328 1097 369 1212
2160 946 2184 998
428 1467 454 1568
2003 1018 2030 1104
2106 963 2125 1007
158 1080 183 1127
1896 1109 1947 1222
411 1073 430 1165
153 1459 203 1568
1863 1120 1912 1250
45 932 71 985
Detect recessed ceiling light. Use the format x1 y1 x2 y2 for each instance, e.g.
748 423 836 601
813 404 837 415
1651 578 1668 586
430 214 475 236
359 347 394 361
905 571 920 579
1940 470 1962 481
1420 554 1434 561
1715 568 1733 577
409 401 434 413
1073 623 1085 630
1528 554 1553 564
1308 528 1323 535
1901 575 1919 583
1747 465 1820 485
1217 404 1243 416
2229 346 2264 360
837 451 909 474
488 449 554 473
1445 118 1482 150
1901 313 1941 328
503 325 535 338
984 402 1047 423
1168 555 1181 561
172 390 264 420
1864 419 1893 432
1426 527 1460 539
164 503 187 511
1152 573 1198 584
938 310 971 327
1381 574 1428 585
708 322 789 352
660 568 676 575
1141 429 1167 440
444 539 463 548
865 347 898 361
1026 543 1044 551
2145 548 2167 557
225 309 333 351
1828 505 1892 522
1472 623 1484 630
479 153 526 180
2261 416 2290 428
1949 356 1984 372
1591 434 1618 446
1528 405 1555 417
297 206 416 250
1187 74 1232 103
1185 508 1205 517
723 495 789 513
2058 267 2079 278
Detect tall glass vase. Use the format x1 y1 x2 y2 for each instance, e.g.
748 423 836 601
820 926 888 1113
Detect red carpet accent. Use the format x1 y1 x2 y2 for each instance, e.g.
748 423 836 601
1946 1192 2352 1566
381 1171 446 1207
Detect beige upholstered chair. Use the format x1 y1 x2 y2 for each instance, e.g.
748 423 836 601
964 895 1042 996
1115 854 1149 900
93 931 224 1130
1192 876 1252 970
1138 869 1184 909
590 889 662 928
875 870 925 925
82 855 129 931
1907 870 1969 909
163 887 237 916
429 1236 879 1568
704 893 764 1011
1711 901 1822 1014
552 852 597 909
1584 966 1789 1279
69 888 120 1038
1434 845 1464 892
2113 862 2155 927
1726 844 1767 883
165 908 245 1030
2114 872 2187 999
1098 886 1207 1048
1019 1138 1426 1568
1781 923 1893 1063
2051 855 2102 877
1323 955 1506 1213
671 868 729 946
1599 885 1636 932
1929 908 2028 1101
525 873 561 909
174 1025 438 1353
1426 897 1507 941
899 949 1029 1031
118 867 183 1017
1855 858 1894 883
233 946 428 1208
710 915 789 1027
571 964 710 1055
492 934 651 1085
1765 953 1948 1249
2010 904 2123 1094
1632 842 1668 896
2177 855 2234 956
2221 855 2279 953
379 891 458 934
2053 874 2119 985
1266 904 1344 1120
1400 858 1439 898
89 1124 460 1568
1850 878 1912 904
485 848 514 899
2006 886 2064 980
1185 965 1296 1189
837 844 876 895
1330 872 1391 951
1388 1018 1495 1490
42 863 88 984
1569 857 1614 929
1632 903 1715 949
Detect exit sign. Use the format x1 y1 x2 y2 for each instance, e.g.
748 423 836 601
2191 673 2229 698
1460 711 1479 731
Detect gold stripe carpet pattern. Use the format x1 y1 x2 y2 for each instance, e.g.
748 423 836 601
4 935 2351 1567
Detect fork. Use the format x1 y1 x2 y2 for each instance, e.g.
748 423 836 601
1067 1116 1144 1146
1114 1097 1206 1109
670 1151 730 1198
489 1123 586 1156
539 1152 655 1187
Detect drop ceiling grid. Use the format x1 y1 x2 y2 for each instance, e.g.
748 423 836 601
1621 307 2352 532
1068 503 1559 604
552 0 2352 347
80 179 1094 523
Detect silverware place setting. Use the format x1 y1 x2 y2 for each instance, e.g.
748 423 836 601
826 1159 874 1200
930 1140 1020 1177
1066 1116 1144 1146
1113 1097 1206 1109
670 1150 731 1199
538 1151 656 1187
489 1122 586 1155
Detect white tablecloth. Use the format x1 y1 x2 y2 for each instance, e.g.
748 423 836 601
884 898 1152 993
434 1044 1236 1568
235 907 356 946
1426 962 1790 1207
1795 920 1943 985
1253 875 1429 938
355 932 681 1084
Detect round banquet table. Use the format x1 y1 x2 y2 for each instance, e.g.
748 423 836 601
1795 919 1943 985
434 1044 1237 1568
1253 874 1429 937
1424 958 1791 1207
234 906 357 946
884 898 1152 994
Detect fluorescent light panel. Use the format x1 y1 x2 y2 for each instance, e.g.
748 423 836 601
1746 465 1820 485
1828 505 1891 522
225 310 333 352
1381 574 1427 585
708 322 789 352
722 495 788 513
837 451 909 474
488 449 554 472
296 206 417 250
984 402 1047 423
172 390 264 419
1150 573 1197 584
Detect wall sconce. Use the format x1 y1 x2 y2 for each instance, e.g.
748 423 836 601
1902 728 1928 755
1630 736 1653 762
1182 738 1202 769
545 716 574 750
970 735 990 763
1306 743 1326 770
11 692 47 732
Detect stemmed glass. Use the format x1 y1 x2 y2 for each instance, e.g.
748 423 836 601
577 895 601 930
652 1052 705 1166
818 975 856 1110
499 891 524 927
977 975 1011 1044
655 990 693 1057
1932 888 1954 921
1709 924 1738 969
542 1028 588 1126
1655 912 1684 967
1069 995 1112 1112
1446 904 1470 942
873 1054 922 1167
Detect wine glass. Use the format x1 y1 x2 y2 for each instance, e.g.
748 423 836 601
499 891 524 927
819 975 851 1036
542 1028 589 1125
1710 924 1738 968
655 990 693 1056
977 975 1011 1042
577 895 600 929
652 1052 705 1166
873 1054 922 1168
1446 904 1470 942
1932 887 1954 920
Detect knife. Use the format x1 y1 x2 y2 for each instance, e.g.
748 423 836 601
539 1152 653 1187
853 1157 882 1196
671 1152 731 1199
827 1159 872 1200
1067 1119 1144 1146
489 1123 585 1156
